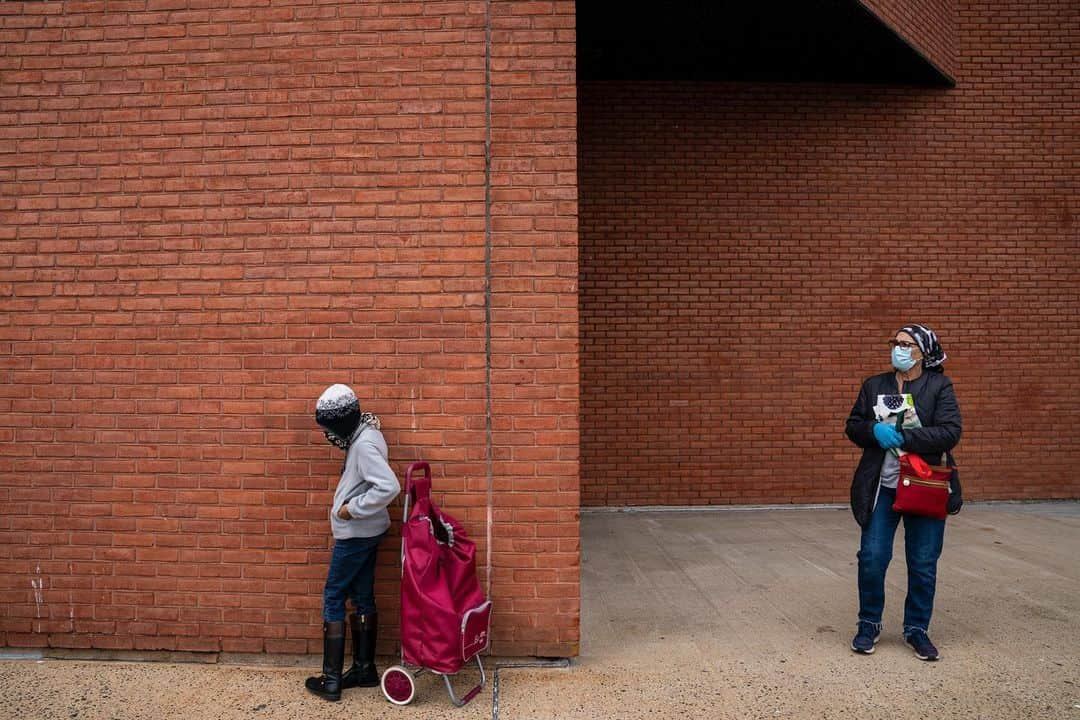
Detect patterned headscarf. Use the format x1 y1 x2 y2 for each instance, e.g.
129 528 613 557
899 324 947 372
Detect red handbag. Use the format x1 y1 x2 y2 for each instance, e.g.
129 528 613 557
892 454 951 520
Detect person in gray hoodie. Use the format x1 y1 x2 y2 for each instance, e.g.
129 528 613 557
305 384 400 702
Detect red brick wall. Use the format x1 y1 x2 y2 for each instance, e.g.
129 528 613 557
0 0 578 657
859 0 957 80
580 2 1078 506
489 0 579 656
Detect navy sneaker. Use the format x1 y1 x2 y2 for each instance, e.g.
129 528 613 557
850 621 881 654
904 629 940 661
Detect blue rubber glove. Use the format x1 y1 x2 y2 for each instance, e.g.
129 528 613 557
873 422 904 450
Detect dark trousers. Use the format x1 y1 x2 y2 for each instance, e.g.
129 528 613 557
857 487 946 634
322 534 383 623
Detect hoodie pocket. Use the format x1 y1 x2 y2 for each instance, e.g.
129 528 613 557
332 502 351 523
335 497 364 522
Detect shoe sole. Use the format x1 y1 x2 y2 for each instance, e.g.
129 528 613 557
341 669 380 689
341 680 380 688
906 640 940 661
850 634 881 654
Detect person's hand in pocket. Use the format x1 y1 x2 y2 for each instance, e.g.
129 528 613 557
337 505 351 520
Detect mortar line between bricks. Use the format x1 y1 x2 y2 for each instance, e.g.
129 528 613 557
482 0 494 600
582 503 848 514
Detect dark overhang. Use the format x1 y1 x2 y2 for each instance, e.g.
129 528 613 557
577 0 955 87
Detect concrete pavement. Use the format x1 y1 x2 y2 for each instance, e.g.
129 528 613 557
2 502 1078 719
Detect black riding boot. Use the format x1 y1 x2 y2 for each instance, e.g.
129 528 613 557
305 620 346 701
341 612 379 688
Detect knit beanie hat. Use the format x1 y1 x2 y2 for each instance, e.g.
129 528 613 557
315 384 362 443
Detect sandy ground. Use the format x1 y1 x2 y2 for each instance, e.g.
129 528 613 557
2 502 1077 719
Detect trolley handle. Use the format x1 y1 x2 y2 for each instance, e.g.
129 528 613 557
401 461 431 529
404 461 431 499
402 461 453 545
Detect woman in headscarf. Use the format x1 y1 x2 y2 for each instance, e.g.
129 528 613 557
845 324 962 661
305 384 400 701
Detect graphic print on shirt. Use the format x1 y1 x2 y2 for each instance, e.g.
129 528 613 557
874 393 923 433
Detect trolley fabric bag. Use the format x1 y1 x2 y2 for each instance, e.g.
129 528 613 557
399 464 490 675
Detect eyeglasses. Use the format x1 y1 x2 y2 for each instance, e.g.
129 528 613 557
889 340 919 350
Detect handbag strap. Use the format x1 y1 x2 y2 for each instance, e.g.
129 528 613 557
905 375 958 469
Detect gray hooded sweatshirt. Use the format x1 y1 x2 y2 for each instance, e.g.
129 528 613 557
330 424 400 539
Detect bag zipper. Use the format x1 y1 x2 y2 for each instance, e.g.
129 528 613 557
901 476 949 490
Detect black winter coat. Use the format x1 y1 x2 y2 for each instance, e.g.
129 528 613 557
845 370 963 528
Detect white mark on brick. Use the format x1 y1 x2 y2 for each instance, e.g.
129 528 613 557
30 578 43 617
31 564 44 636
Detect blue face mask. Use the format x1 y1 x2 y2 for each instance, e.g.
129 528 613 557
891 346 918 372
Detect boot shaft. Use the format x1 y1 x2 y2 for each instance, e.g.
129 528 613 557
305 620 347 701
341 612 379 689
350 612 378 661
322 620 346 676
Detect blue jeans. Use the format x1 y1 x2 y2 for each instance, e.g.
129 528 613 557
857 487 945 635
322 534 384 622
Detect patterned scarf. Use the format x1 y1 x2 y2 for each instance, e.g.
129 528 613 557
900 323 947 372
324 412 381 450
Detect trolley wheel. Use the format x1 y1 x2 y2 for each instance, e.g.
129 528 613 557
381 665 416 706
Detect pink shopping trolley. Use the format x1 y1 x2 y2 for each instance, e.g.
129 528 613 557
380 462 492 707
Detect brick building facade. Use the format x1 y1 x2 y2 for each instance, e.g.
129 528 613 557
1 0 577 657
2 1 1077 657
579 1 1078 506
